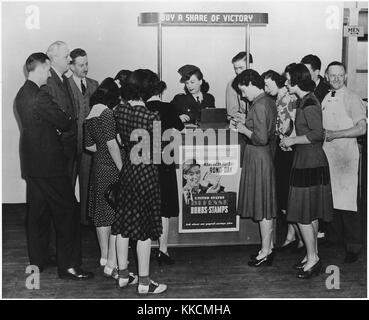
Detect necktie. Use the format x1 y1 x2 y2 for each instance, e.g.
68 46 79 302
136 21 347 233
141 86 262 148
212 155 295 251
81 80 86 95
196 96 201 104
331 91 336 97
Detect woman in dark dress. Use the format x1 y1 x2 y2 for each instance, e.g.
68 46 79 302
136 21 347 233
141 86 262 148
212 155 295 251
146 79 184 266
84 78 122 278
171 64 215 125
112 69 167 295
281 63 333 279
262 68 304 252
232 69 278 267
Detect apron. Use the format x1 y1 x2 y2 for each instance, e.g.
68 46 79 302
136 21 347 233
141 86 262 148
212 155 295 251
322 92 359 211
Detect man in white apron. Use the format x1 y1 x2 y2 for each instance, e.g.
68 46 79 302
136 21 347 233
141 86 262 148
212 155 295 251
322 61 367 263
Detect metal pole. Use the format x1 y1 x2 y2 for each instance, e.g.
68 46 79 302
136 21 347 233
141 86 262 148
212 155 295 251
245 24 250 69
157 22 163 80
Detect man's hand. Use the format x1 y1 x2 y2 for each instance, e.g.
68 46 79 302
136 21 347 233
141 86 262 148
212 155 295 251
325 130 338 142
179 114 190 123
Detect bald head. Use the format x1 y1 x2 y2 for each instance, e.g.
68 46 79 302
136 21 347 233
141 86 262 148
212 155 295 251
46 41 71 74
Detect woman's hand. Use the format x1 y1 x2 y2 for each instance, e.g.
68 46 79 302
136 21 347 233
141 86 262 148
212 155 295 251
236 122 248 135
234 112 246 124
280 136 295 148
179 114 190 123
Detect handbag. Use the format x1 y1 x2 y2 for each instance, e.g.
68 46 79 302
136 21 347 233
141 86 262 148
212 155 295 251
104 181 120 209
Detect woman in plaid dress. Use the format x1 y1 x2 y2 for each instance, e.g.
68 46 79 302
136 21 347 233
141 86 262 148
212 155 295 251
112 69 167 295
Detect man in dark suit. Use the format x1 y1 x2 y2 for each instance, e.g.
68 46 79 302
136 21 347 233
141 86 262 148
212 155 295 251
68 48 98 224
301 54 330 103
45 41 78 184
15 52 93 280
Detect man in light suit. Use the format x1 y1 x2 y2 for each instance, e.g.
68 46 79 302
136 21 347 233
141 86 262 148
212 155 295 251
225 51 253 165
68 48 98 224
44 41 78 261
45 41 78 183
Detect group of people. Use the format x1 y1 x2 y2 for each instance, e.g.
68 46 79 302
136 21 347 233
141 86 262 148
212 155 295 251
15 39 366 296
227 53 366 279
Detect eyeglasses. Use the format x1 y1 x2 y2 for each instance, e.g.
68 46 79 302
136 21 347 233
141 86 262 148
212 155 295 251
328 74 345 80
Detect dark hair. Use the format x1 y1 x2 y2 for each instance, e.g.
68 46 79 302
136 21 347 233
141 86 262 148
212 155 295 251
115 69 131 85
182 69 210 94
233 69 265 91
301 54 321 71
325 61 346 73
25 52 49 72
90 77 120 109
70 48 87 64
122 69 166 102
231 51 253 64
284 62 297 75
114 69 132 102
261 69 286 89
288 63 316 92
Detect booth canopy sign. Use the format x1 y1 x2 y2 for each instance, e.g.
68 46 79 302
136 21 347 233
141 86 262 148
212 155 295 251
139 12 268 26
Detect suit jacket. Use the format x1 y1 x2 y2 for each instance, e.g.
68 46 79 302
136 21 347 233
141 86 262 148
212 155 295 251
68 76 98 155
171 92 215 124
43 68 77 149
226 78 247 118
314 75 330 103
15 80 73 177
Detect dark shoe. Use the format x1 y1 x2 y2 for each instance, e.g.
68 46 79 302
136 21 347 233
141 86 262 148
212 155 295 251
293 260 306 270
250 248 275 260
58 267 94 280
344 252 359 263
248 252 274 267
297 260 322 279
275 240 298 252
157 251 175 266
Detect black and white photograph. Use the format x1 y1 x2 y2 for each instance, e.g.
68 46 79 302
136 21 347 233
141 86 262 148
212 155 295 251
1 0 367 302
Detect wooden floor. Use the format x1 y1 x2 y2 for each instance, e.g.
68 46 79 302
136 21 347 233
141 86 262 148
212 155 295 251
2 204 367 299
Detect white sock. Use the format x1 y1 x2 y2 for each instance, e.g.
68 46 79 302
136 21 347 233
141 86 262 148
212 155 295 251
100 258 107 266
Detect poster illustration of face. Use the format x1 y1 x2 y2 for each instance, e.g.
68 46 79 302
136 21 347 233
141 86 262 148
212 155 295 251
178 145 240 233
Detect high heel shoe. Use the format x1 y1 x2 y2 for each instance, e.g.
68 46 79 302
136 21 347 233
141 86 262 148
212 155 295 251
248 252 274 267
293 260 306 270
250 248 275 260
297 260 322 279
157 251 175 266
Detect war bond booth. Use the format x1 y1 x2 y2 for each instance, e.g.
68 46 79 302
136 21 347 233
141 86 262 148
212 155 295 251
139 11 270 247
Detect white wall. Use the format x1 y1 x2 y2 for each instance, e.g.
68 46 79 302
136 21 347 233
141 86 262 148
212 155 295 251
2 1 344 203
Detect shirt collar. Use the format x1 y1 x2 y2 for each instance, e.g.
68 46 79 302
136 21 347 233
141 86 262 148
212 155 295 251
330 86 345 96
72 74 86 88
